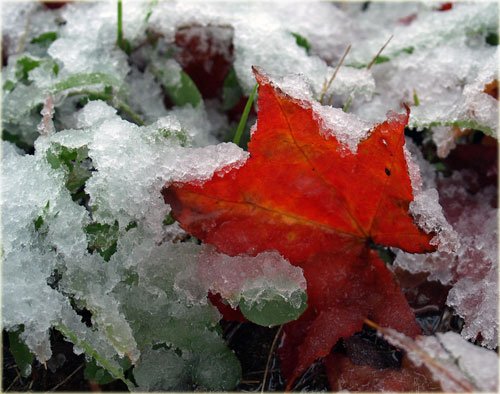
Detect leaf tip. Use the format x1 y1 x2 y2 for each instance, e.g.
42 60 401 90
251 65 269 86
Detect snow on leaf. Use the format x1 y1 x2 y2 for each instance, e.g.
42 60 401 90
163 67 440 385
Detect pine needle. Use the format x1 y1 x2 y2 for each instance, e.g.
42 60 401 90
261 325 283 393
366 35 393 70
319 44 351 104
49 363 84 391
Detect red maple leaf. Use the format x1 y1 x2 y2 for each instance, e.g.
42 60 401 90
163 67 436 388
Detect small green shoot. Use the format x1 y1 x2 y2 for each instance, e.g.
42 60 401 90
401 46 414 54
46 144 92 201
85 221 120 262
125 221 138 231
8 329 34 378
33 201 50 233
434 162 447 172
291 32 311 53
413 89 420 106
342 95 353 113
53 72 121 93
116 0 132 54
157 128 189 146
145 0 159 23
373 55 390 65
15 56 41 82
117 0 124 49
84 358 116 385
3 80 16 92
233 83 257 147
31 32 58 45
163 213 176 226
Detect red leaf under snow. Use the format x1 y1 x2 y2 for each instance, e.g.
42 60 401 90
163 67 435 387
325 352 441 392
174 24 234 99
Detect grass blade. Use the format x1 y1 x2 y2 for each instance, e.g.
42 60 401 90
233 83 257 146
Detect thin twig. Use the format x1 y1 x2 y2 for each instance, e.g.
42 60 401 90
49 363 84 392
5 371 20 392
364 318 475 392
261 325 283 393
319 44 351 104
366 35 393 70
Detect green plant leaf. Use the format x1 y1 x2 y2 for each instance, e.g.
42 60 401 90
31 32 58 45
8 329 34 378
15 56 42 82
163 212 176 226
291 32 311 53
53 73 121 93
163 71 202 107
222 67 243 111
33 201 50 231
46 144 92 200
157 128 189 146
232 83 257 146
374 55 390 64
85 221 119 262
486 31 498 45
3 80 16 92
84 358 116 385
55 323 134 390
239 289 307 327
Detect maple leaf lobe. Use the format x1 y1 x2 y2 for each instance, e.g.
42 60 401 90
163 67 434 261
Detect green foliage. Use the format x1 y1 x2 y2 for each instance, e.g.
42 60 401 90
291 32 311 53
373 55 390 65
413 89 420 106
56 323 134 390
84 221 119 262
157 128 189 146
222 67 243 111
485 31 498 45
233 83 257 147
3 80 16 91
31 32 58 46
53 72 121 93
426 119 495 136
145 0 159 23
116 0 131 54
34 201 51 232
162 70 202 107
46 144 92 201
240 290 307 327
8 329 34 378
163 212 176 226
84 358 116 385
15 56 41 82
